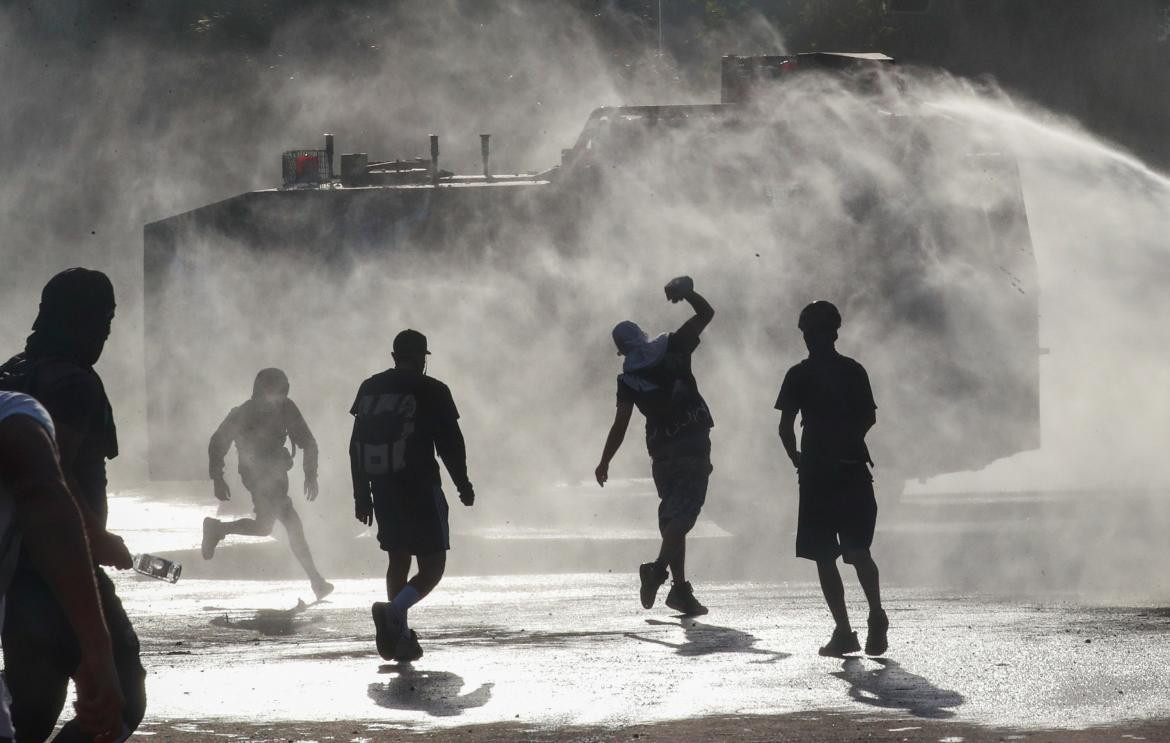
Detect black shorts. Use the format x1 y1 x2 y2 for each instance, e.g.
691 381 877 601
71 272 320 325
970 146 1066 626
650 436 712 532
372 483 450 555
796 463 876 564
240 467 293 524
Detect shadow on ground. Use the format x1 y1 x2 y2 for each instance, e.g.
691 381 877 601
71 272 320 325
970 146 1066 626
833 657 964 718
368 665 494 717
626 618 791 662
207 598 324 636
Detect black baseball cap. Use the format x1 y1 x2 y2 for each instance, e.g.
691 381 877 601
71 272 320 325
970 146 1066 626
393 329 431 356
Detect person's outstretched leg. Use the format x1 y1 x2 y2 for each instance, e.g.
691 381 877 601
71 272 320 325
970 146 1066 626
277 505 331 598
382 552 446 662
658 520 688 581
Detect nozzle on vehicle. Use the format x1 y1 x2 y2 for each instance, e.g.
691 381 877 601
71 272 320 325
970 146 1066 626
480 134 492 181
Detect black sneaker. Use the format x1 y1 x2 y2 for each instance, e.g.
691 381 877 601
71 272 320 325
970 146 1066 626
818 627 861 657
201 518 222 560
395 629 423 663
372 602 403 661
865 609 889 656
639 561 668 609
664 581 708 616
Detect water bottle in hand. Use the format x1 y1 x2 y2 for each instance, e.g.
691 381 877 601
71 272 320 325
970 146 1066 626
132 554 181 583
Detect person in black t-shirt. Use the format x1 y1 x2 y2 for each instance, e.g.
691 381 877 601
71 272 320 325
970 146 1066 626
203 368 332 601
0 268 147 742
596 276 714 617
776 301 887 657
350 329 474 662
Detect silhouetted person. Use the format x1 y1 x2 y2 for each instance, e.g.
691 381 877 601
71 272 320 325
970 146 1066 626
596 276 715 616
0 268 147 741
776 301 887 656
350 330 475 662
204 368 333 601
0 392 124 743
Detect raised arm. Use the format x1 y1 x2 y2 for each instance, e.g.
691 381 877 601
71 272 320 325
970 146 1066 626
665 276 714 338
595 398 634 487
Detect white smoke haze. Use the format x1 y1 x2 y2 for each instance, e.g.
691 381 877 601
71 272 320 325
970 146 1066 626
4 2 1170 596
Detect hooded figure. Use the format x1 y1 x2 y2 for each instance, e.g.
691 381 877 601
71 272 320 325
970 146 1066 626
0 268 147 742
612 321 669 393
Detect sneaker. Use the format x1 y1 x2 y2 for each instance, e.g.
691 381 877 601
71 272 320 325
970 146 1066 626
639 561 668 609
201 518 222 560
664 581 708 616
865 609 889 656
372 602 404 661
394 629 424 663
819 626 861 657
312 580 334 602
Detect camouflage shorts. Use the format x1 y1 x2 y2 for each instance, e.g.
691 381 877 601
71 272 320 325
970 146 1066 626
650 439 712 531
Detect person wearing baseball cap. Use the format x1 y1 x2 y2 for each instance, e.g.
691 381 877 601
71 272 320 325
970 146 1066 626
776 301 887 657
349 329 475 662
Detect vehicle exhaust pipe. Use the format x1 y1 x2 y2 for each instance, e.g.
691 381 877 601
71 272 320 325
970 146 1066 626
430 134 440 186
481 134 492 181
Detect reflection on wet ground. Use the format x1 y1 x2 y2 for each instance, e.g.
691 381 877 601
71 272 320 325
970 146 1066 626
834 657 965 719
369 665 493 717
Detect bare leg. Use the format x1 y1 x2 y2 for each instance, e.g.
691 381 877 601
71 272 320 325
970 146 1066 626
276 506 325 586
657 519 690 582
219 513 275 537
817 558 851 630
408 551 447 599
386 549 411 601
849 551 883 614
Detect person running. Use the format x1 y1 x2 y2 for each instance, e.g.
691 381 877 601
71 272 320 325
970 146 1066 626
596 276 715 617
203 368 333 602
776 300 887 656
0 268 147 741
349 329 475 662
0 391 125 743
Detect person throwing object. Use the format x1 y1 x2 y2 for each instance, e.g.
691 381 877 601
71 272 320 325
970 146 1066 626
596 276 715 617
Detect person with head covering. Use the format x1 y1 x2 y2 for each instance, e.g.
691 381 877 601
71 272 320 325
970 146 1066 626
595 276 715 617
350 329 475 663
203 368 332 601
0 267 147 741
776 300 887 657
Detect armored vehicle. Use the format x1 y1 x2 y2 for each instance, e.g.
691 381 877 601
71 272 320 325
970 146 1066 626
144 53 1039 509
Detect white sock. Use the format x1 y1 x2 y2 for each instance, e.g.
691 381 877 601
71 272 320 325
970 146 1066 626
390 586 422 634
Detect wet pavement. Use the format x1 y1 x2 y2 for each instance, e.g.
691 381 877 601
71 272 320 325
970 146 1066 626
98 489 1170 740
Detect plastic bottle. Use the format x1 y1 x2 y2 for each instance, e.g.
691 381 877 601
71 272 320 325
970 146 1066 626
132 553 181 583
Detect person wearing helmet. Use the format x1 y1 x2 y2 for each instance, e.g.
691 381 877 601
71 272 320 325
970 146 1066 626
204 368 333 602
596 276 715 617
350 330 475 663
776 301 887 657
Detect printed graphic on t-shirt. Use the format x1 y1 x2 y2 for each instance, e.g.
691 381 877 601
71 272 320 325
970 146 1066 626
353 392 418 476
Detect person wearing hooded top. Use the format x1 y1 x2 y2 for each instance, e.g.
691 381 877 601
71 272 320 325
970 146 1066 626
776 300 887 657
0 268 147 741
595 276 715 617
203 368 333 601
